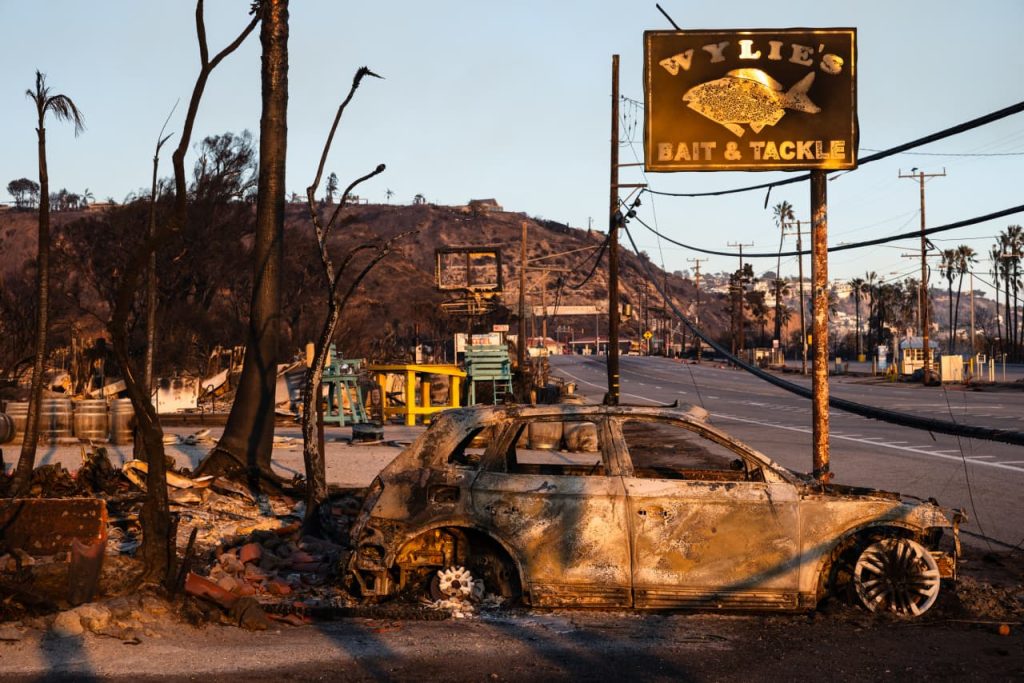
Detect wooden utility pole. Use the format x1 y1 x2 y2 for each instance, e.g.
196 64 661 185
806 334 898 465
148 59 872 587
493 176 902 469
687 257 706 361
899 168 945 383
810 171 830 483
607 54 620 405
789 220 808 375
727 241 754 355
518 221 527 388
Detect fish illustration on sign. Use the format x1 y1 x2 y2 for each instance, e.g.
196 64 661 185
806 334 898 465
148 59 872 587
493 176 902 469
682 69 821 137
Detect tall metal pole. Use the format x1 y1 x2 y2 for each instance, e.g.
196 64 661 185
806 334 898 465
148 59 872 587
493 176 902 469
606 54 620 405
810 172 831 483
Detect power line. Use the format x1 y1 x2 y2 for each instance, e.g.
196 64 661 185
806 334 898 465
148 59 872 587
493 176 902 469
642 99 1024 200
631 203 1024 259
619 222 1024 448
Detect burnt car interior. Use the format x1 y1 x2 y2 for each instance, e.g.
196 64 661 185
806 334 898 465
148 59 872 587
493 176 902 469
501 419 606 476
619 418 766 483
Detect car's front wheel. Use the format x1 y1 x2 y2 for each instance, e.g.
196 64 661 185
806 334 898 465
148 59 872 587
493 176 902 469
852 537 941 617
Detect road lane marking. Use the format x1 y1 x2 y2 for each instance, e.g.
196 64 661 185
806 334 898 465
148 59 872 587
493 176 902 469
712 412 1024 474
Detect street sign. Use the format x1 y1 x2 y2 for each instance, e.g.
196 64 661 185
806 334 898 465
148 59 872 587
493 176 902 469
643 330 653 340
644 28 857 172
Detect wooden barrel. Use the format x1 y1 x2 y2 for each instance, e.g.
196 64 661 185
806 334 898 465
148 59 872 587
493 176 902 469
109 398 135 445
0 413 14 444
528 422 563 450
4 401 28 444
73 399 109 442
41 398 73 442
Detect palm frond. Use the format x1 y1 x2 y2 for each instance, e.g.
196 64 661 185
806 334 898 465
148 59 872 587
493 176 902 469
45 94 85 136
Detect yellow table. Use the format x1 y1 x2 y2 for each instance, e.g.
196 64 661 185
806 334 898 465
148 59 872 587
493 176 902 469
367 363 466 425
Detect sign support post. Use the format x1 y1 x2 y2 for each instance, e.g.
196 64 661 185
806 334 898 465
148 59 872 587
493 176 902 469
810 170 831 483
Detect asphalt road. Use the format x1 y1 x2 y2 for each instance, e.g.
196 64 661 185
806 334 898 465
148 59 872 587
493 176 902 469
550 355 1024 550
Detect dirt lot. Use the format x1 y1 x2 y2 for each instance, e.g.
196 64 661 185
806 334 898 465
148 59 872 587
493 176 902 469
0 543 1020 682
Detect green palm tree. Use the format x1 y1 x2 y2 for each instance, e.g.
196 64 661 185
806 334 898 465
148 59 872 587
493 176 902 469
11 71 84 495
1004 225 1024 358
325 172 338 205
771 201 794 343
990 245 1004 354
952 244 976 354
863 271 878 350
940 248 957 353
849 277 865 357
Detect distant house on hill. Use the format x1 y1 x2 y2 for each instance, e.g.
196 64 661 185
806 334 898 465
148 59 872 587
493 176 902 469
466 198 502 213
86 202 117 212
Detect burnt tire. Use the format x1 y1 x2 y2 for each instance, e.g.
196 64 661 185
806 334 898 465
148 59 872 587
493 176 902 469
852 537 940 618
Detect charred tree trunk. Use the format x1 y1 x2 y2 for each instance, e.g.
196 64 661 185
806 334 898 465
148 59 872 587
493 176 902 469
10 127 51 495
298 66 396 529
104 2 258 582
200 0 288 486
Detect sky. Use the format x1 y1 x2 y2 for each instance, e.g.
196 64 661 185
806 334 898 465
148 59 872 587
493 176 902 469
2 1 1023 296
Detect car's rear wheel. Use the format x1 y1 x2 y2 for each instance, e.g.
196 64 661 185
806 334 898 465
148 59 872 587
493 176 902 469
852 537 941 617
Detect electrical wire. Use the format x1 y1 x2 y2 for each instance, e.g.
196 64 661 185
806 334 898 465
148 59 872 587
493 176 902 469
631 204 1024 259
641 99 1024 200
619 222 1024 448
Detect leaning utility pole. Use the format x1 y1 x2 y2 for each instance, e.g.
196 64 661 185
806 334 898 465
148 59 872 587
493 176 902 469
687 257 706 361
899 168 945 383
606 55 621 404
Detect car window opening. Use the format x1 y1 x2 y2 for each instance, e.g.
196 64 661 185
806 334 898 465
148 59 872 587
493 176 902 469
502 420 606 477
621 419 763 483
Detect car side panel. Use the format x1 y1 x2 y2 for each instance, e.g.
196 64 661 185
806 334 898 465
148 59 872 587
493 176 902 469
626 478 802 609
471 471 633 607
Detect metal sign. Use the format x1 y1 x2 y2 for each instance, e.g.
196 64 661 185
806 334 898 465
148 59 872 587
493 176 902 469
644 29 857 171
435 247 503 292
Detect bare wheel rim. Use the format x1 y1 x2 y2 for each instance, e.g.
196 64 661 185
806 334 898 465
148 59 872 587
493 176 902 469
853 538 940 617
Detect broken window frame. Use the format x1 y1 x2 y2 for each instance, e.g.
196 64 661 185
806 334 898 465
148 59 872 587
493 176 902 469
478 415 622 477
607 416 791 485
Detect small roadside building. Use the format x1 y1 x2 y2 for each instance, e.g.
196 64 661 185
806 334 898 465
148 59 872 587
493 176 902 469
898 337 939 376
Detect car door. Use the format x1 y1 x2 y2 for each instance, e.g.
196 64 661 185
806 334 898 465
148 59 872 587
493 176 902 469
614 417 802 610
471 415 633 607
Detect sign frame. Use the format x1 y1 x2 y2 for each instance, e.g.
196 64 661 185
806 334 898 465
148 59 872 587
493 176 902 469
644 28 857 172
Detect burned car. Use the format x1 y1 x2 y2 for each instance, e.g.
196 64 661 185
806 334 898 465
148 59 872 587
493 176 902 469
349 404 961 617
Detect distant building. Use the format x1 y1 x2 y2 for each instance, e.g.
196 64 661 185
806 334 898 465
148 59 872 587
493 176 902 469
467 198 502 212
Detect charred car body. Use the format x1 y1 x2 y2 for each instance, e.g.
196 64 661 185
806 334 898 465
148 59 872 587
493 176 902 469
349 404 961 617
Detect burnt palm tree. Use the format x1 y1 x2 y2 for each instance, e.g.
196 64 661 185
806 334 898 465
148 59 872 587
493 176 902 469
203 0 288 484
11 72 84 495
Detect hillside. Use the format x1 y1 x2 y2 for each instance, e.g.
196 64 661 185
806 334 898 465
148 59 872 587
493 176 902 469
0 202 719 368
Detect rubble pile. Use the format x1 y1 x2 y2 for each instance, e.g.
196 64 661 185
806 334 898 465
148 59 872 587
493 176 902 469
183 522 357 627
